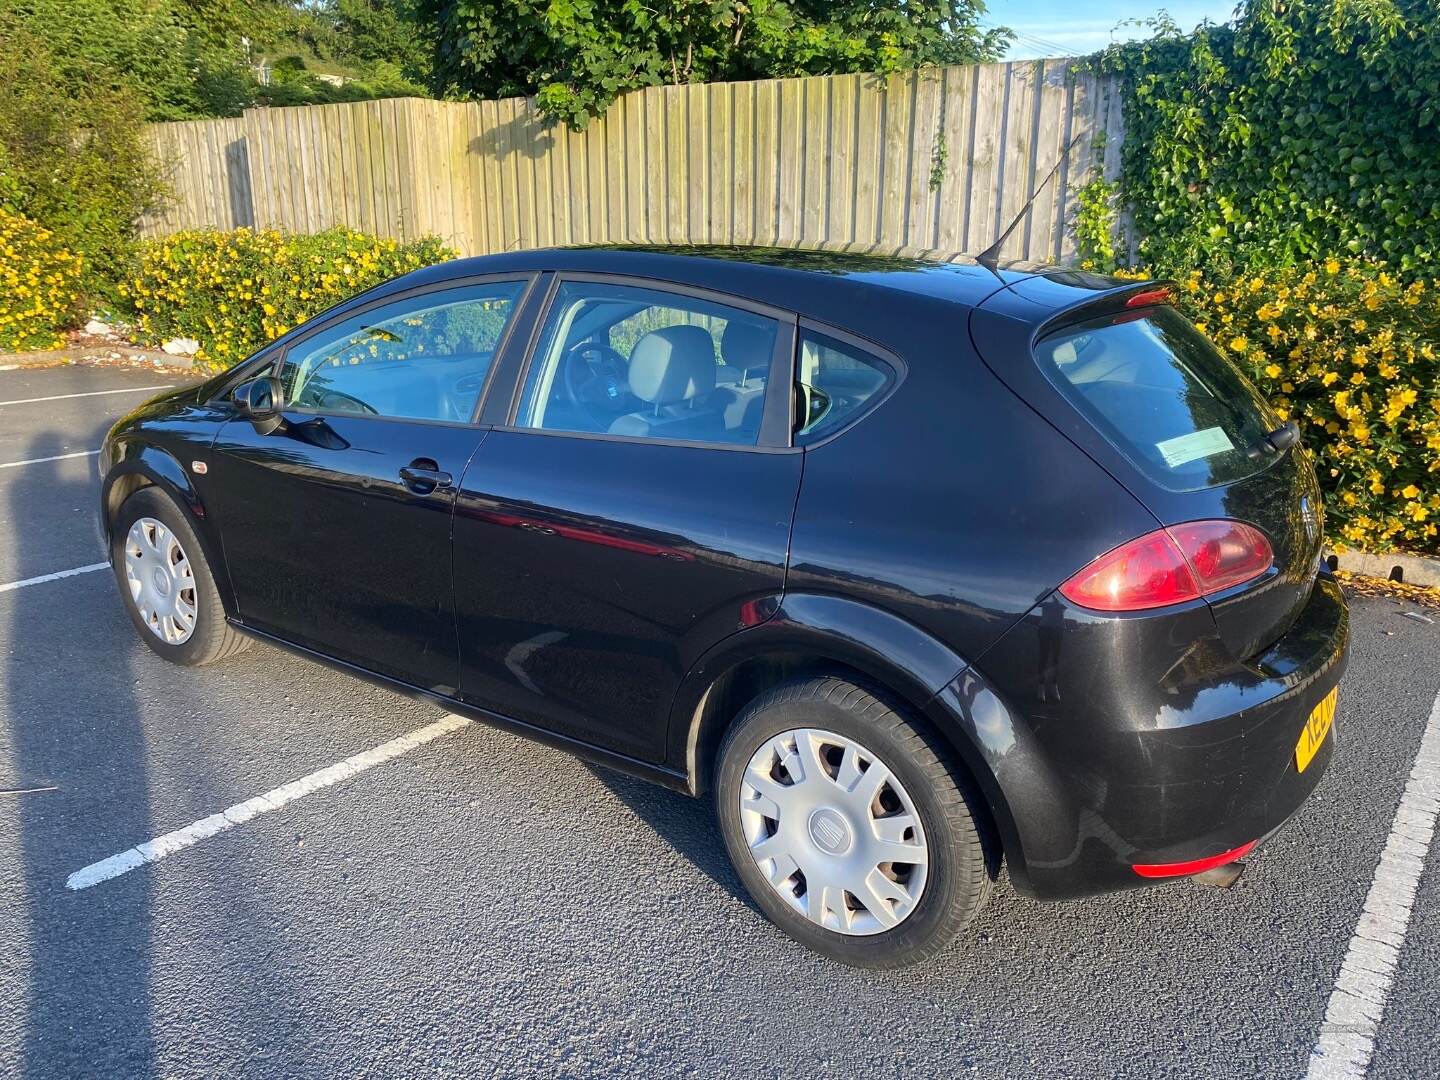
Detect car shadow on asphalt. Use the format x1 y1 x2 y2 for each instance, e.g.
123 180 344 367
584 764 756 910
4 431 162 1075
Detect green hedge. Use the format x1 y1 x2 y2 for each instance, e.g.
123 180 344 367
0 208 84 350
119 227 456 367
1098 0 1440 277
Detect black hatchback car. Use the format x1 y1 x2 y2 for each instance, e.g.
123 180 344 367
101 246 1348 967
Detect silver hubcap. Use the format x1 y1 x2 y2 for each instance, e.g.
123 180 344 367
123 517 197 645
739 728 929 936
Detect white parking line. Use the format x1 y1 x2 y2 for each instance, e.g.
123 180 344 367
66 713 474 891
0 562 109 594
1306 689 1440 1079
0 449 99 469
0 385 172 407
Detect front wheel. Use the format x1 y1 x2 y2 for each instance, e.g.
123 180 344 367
110 486 250 666
715 677 996 968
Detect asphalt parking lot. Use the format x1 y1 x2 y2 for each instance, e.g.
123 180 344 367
1 360 1438 1079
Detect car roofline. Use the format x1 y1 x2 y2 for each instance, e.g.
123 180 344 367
375 241 1057 311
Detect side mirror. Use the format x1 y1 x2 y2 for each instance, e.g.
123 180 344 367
232 376 285 435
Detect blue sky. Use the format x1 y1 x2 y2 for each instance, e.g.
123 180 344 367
981 1 1240 59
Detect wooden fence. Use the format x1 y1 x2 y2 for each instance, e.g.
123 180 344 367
140 59 1123 265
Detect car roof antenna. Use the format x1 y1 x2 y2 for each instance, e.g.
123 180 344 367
975 129 1088 274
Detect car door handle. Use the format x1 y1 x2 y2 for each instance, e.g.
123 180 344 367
399 462 453 494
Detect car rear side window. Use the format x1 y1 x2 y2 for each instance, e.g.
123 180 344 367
794 331 894 445
1034 305 1281 492
514 281 780 446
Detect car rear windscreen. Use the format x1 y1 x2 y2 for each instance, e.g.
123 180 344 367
1034 305 1282 492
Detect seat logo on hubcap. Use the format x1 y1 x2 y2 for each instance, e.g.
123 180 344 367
808 807 853 855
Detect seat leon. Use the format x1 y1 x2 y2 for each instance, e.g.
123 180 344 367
100 246 1348 967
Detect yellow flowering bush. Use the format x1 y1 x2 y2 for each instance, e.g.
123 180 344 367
1169 262 1440 554
119 227 456 368
0 209 84 351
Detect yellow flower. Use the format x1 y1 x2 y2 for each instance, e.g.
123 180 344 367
1402 484 1421 499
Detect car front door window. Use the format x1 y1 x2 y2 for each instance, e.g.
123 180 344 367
277 281 526 424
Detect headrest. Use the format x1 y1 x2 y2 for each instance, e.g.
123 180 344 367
721 319 776 370
627 325 716 405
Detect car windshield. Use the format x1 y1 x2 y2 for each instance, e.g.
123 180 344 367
1035 305 1282 492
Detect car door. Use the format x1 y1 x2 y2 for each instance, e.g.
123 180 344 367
206 275 536 693
452 276 801 763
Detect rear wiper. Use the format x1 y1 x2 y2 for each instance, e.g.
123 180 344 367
1245 419 1300 459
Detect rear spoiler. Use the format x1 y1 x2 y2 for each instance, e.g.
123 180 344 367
1031 278 1178 340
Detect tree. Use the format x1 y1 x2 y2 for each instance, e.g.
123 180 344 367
422 0 1012 128
0 1 441 121
330 0 435 83
2 0 201 119
0 12 165 294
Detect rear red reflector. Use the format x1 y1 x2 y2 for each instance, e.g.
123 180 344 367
1124 286 1173 308
1132 840 1257 878
1059 520 1273 612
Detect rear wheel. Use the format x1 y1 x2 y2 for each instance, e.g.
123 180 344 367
715 676 995 968
110 487 250 666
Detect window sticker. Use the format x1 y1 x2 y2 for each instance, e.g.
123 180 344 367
1156 426 1235 468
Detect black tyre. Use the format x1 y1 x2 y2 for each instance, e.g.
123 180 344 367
715 676 996 968
109 486 250 666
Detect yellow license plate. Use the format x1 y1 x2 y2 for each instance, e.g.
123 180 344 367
1295 687 1338 773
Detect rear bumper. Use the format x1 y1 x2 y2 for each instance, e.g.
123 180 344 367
931 573 1349 900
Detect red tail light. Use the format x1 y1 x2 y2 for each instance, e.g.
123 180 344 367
1059 520 1273 612
1170 520 1275 593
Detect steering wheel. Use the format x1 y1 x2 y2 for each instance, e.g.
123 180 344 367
305 385 379 416
562 340 631 428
